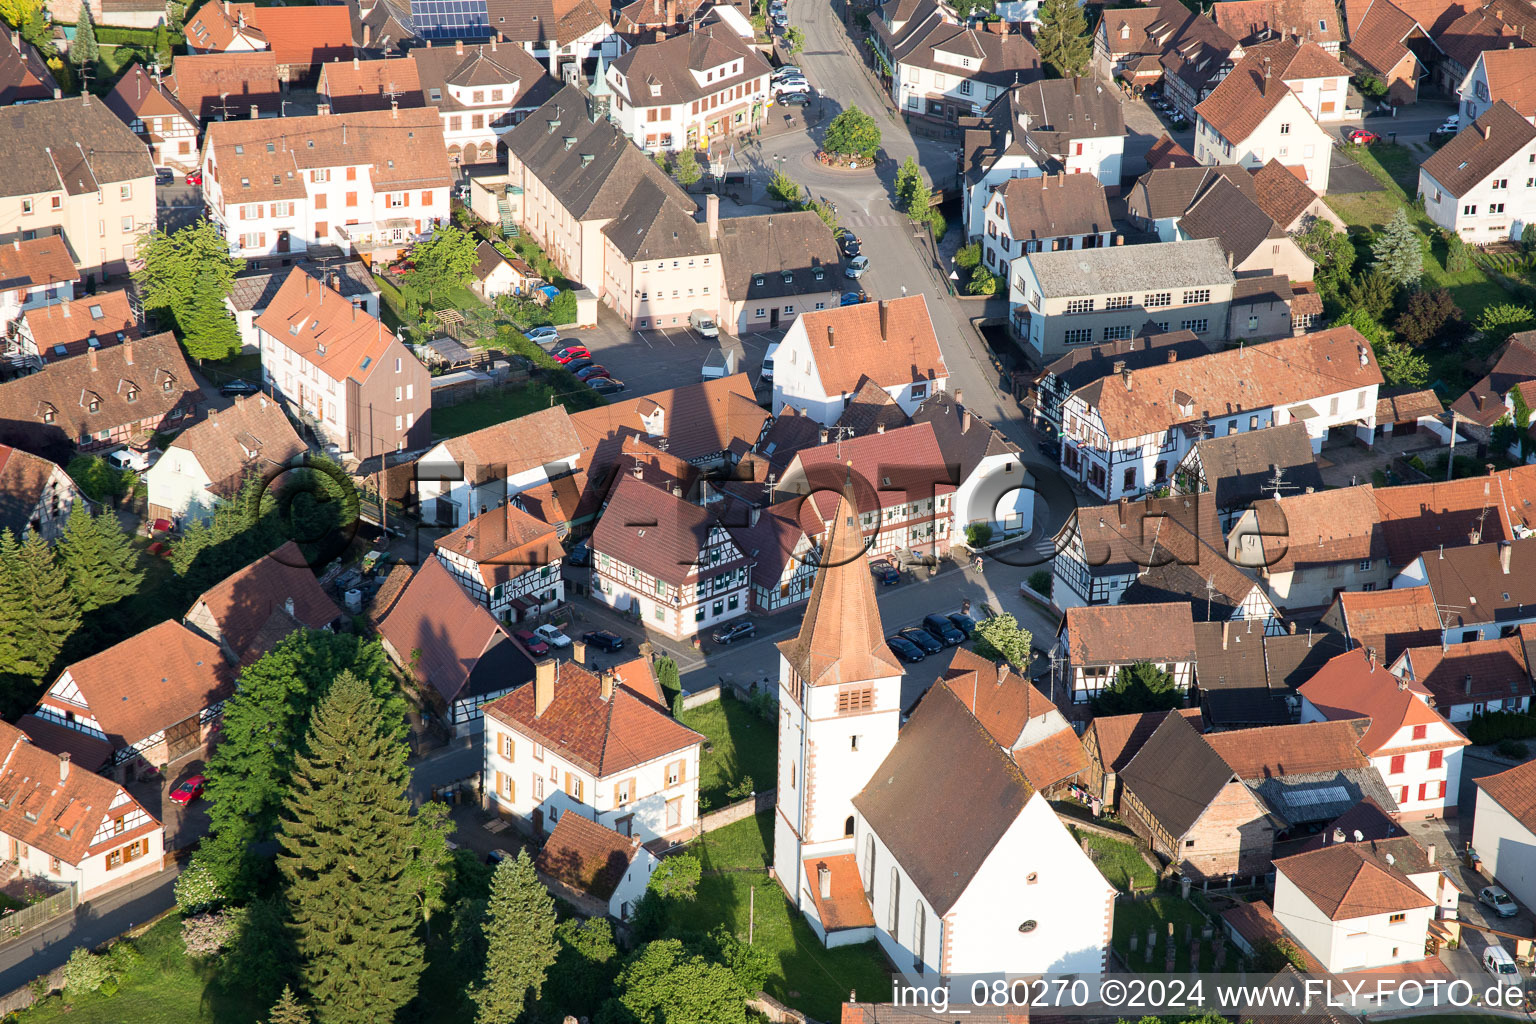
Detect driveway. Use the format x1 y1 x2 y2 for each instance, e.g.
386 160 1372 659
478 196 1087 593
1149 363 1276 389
156 182 204 233
1327 148 1387 195
555 305 781 397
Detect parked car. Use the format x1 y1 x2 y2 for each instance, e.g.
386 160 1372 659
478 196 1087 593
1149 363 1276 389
777 92 811 107
552 345 589 363
886 634 925 662
566 359 595 374
514 628 550 655
771 10 788 25
947 612 976 636
567 540 591 566
845 255 870 278
870 559 901 585
220 378 262 396
922 613 965 646
1438 117 1461 134
712 621 756 644
108 447 157 472
1481 885 1519 918
575 364 612 381
582 629 626 652
1347 128 1380 145
839 232 862 257
775 82 809 99
588 377 626 394
772 64 801 79
155 168 174 186
524 326 560 344
1484 944 1519 977
898 626 942 654
840 291 866 306
533 624 572 648
185 170 203 185
486 849 509 866
170 775 207 805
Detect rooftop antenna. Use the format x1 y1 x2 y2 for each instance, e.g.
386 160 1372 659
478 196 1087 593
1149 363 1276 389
1205 575 1217 621
1261 463 1298 500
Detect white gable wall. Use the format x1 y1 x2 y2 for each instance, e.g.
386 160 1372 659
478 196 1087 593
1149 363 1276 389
1473 786 1536 913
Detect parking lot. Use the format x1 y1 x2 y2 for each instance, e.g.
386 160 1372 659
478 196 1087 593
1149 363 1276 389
558 305 782 396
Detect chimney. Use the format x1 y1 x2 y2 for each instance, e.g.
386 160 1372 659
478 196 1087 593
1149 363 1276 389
706 193 719 240
954 388 963 404
1167 349 1179 363
1332 827 1346 844
58 752 69 783
1112 359 1126 374
1117 495 1129 526
237 9 245 28
1427 843 1436 866
961 408 972 433
819 428 830 444
878 299 889 340
817 861 832 899
363 23 371 46
826 325 835 349
284 596 295 616
1223 620 1230 650
666 0 677 20
456 39 464 55
1500 540 1512 574
88 348 97 371
534 658 557 717
353 56 360 69
632 460 644 478
672 483 683 498
1482 122 1492 141
61 301 70 318
123 342 133 365
1289 620 1297 634
601 668 614 700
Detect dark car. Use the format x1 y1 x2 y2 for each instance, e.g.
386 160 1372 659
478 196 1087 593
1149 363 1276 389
923 614 965 646
588 377 627 395
870 559 900 585
886 634 925 662
839 233 862 257
486 849 508 866
840 291 865 306
155 168 174 186
575 364 612 381
898 626 942 654
220 378 262 396
566 358 595 374
947 612 976 637
513 628 550 655
777 92 810 107
567 540 591 566
713 620 756 644
582 629 626 652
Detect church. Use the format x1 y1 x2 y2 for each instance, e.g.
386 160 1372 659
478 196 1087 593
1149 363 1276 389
772 489 1115 978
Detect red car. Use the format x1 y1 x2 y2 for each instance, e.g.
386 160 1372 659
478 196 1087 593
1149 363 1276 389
185 170 203 185
514 629 550 655
552 345 589 364
1348 129 1380 145
170 775 206 805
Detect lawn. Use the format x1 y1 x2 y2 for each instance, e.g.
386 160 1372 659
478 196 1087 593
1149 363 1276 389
430 378 603 438
1070 827 1156 893
681 813 892 1021
1113 893 1229 973
678 694 778 812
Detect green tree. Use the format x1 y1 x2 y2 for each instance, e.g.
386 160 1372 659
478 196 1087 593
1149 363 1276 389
1524 223 1536 253
783 25 804 54
905 176 933 223
152 21 169 63
403 799 456 939
64 455 131 504
954 242 982 270
966 266 998 295
57 501 143 613
1034 0 1090 78
972 613 1032 671
1344 270 1396 321
655 655 682 706
614 939 748 1024
72 6 98 67
806 197 838 233
1333 306 1392 347
539 918 620 1023
673 148 702 187
647 853 701 900
1394 288 1461 347
473 850 560 1024
277 671 423 1024
1374 339 1430 388
1094 661 1182 715
174 855 224 914
202 631 398 897
822 107 881 161
2 529 79 680
1292 216 1355 304
707 926 774 994
767 166 802 206
405 225 478 305
894 155 922 210
133 219 241 335
1475 302 1535 342
1370 208 1424 288
1252 939 1308 973
0 0 52 56
180 262 243 360
268 985 314 1024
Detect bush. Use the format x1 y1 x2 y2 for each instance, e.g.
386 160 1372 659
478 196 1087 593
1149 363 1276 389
63 947 111 995
1027 570 1053 596
183 908 245 957
928 210 948 242
965 522 994 548
726 775 754 800
547 289 577 325
174 856 223 914
1466 711 1536 745
1497 739 1529 759
747 689 776 721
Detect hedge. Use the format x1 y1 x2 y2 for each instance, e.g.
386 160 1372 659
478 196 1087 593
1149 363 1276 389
1465 711 1536 745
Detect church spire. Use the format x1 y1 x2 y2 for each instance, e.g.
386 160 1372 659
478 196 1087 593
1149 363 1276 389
777 488 904 687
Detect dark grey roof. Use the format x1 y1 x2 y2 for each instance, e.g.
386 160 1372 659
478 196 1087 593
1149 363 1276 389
227 262 378 313
1262 629 1349 690
1204 688 1292 727
601 177 712 261
1232 274 1295 306
1007 74 1123 154
1042 330 1209 392
1122 552 1263 623
0 96 154 198
1176 174 1285 266
1248 768 1399 826
1120 711 1237 838
851 683 1033 915
1191 420 1323 512
716 211 840 301
1421 537 1536 627
1128 164 1258 222
1194 619 1270 689
910 390 1016 479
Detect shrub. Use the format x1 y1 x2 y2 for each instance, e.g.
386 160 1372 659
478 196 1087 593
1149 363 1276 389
183 908 245 957
726 775 755 800
1027 570 1053 596
63 947 111 995
747 689 776 721
928 210 948 242
965 522 994 548
174 856 224 914
1466 711 1536 745
1496 739 1529 759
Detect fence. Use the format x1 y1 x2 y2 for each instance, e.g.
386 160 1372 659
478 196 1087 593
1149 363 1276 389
680 677 772 711
700 790 776 834
748 992 822 1024
0 882 77 943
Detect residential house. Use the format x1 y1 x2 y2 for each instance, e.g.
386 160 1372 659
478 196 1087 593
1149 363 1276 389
251 268 432 459
1031 329 1208 435
911 389 1035 544
1010 237 1236 363
143 393 304 526
1228 485 1391 610
1433 6 1525 95
1122 543 1283 639
483 658 704 842
17 290 138 365
612 0 710 35
434 499 565 621
885 16 1041 126
714 205 842 334
1450 331 1536 442
1081 709 1181 807
0 720 163 901
1118 711 1276 880
0 96 155 283
1192 619 1293 726
596 178 718 330
1251 157 1347 231
1055 326 1383 502
589 472 752 640
1375 387 1445 438
183 540 340 665
1299 799 1461 910
1271 842 1437 971
1090 2 1240 121
1299 648 1469 817
102 64 200 170
978 174 1114 277
1471 757 1536 915
0 21 57 105
202 109 452 261
1419 101 1536 243
1395 536 1536 643
471 240 529 300
1058 602 1197 704
1371 469 1534 567
226 261 382 346
1390 629 1536 720
960 77 1125 236
535 810 659 920
0 333 195 461
24 621 233 779
770 296 950 426
1322 585 1445 663
183 2 353 82
1049 492 1220 608
415 404 583 528
1457 46 1536 122
1146 133 1200 169
1172 175 1316 282
1211 0 1343 52
1170 419 1323 528
605 24 771 152
1193 42 1339 193
0 445 82 541
161 51 283 123
377 557 536 734
1346 0 1438 105
316 55 425 115
486 0 625 78
0 236 78 335
1125 163 1255 239
736 499 820 614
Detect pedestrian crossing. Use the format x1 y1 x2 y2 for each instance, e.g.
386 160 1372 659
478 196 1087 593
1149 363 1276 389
837 211 908 228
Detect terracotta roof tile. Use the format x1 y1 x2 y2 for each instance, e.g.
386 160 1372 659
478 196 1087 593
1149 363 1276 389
1474 46 1536 118
103 64 196 138
994 173 1114 242
1475 755 1536 830
0 445 68 537
1235 484 1386 573
1436 6 1525 70
1084 710 1177 772
198 4 351 67
163 393 304 500
23 291 137 363
1274 842 1435 919
1297 648 1464 753
1251 158 1326 227
835 377 912 436
536 810 644 900
435 501 564 589
187 540 342 660
1066 601 1197 664
1391 0 1477 35
1348 0 1427 76
790 296 948 398
1373 473 1515 565
1146 132 1199 169
0 21 55 105
1376 387 1442 425
1419 536 1536 627
317 56 425 115
591 473 748 587
609 25 769 107
1221 901 1328 971
1212 0 1343 47
1205 719 1370 777
164 52 282 121
1013 726 1089 790
1452 333 1536 425
716 210 842 304
941 646 1057 746
252 267 411 384
0 237 76 296
1196 39 1347 142
1119 711 1238 837
1334 586 1444 662
803 852 876 930
14 714 112 772
1396 630 1534 707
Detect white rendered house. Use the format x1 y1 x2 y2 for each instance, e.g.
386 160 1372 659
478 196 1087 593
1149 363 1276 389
1419 101 1536 244
1194 45 1336 194
1473 759 1536 915
1273 843 1437 972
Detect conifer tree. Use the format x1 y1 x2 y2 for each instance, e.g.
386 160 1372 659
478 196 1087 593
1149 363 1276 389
57 501 143 613
473 850 559 1024
268 985 313 1024
72 6 97 68
10 529 79 679
277 671 422 1024
1035 0 1090 78
1371 208 1424 288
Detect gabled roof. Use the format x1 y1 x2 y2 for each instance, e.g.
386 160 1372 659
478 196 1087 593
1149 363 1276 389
1055 491 1221 578
1436 6 1524 70
0 96 154 199
1028 237 1234 299
408 40 553 114
317 55 425 114
1475 755 1536 831
1298 798 1433 869
1264 627 1350 688
0 237 76 296
435 500 564 588
1417 536 1536 628
103 64 197 138
790 296 948 398
1348 0 1433 76
910 389 1017 480
716 211 841 303
852 683 1035 915
1373 472 1516 565
1119 711 1239 838
1333 586 1444 663
890 18 1042 87
438 404 581 482
1452 331 1536 426
485 661 703 776
837 377 912 437
1422 101 1536 199
1237 485 1386 574
591 473 748 587
940 646 1060 750
1204 719 1371 777
535 810 645 900
1065 601 1197 664
1146 132 1199 169
188 540 343 661
23 290 138 363
600 176 712 261
1176 175 1290 268
991 173 1114 242
1274 842 1436 919
1042 330 1208 395
1297 648 1463 754
1197 40 1346 142
163 51 283 122
777 489 903 687
0 446 68 537
252 268 406 385
1472 46 1536 119
0 21 56 105
609 25 769 107
1211 0 1343 48
194 4 352 67
1190 420 1322 511
162 392 305 499
379 558 534 706
1251 158 1326 227
1128 163 1257 222
1083 710 1180 772
1396 628 1535 707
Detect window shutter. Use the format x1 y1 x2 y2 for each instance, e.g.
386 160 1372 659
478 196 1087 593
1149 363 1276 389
1417 783 1428 802
614 783 622 806
677 760 686 784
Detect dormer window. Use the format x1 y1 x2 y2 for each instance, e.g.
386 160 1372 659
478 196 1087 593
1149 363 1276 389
126 387 138 403
781 270 793 284
162 378 174 392
753 275 765 286
41 408 54 424
88 398 100 413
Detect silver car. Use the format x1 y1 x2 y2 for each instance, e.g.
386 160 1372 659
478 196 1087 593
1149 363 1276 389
1480 885 1519 918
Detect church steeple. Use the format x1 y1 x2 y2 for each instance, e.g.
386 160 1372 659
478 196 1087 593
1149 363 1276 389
777 489 904 688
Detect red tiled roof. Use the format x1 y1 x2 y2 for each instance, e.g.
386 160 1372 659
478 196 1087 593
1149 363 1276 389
1274 842 1435 919
1373 473 1516 565
0 237 76 294
1348 0 1426 77
1476 47 1536 118
1396 630 1534 707
1297 648 1465 754
1221 900 1327 971
1066 602 1197 664
14 714 112 772
536 810 644 900
1146 132 1199 169
252 267 407 385
1204 719 1371 778
435 501 564 589
790 295 948 398
1475 756 1536 831
803 853 876 930
187 540 342 660
164 51 282 122
1335 586 1444 663
1237 485 1386 574
1013 727 1090 790
23 291 137 362
1196 40 1346 142
1084 710 1178 772
379 558 522 705
317 56 426 114
591 473 748 588
1211 0 1342 47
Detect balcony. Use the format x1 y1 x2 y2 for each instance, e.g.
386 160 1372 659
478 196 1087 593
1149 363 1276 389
334 219 426 256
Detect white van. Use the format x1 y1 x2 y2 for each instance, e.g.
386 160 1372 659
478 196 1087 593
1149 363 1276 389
689 310 720 338
762 340 780 381
1484 944 1520 977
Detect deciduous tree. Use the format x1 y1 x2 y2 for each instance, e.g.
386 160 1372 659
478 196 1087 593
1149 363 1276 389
614 939 749 1024
822 107 881 160
972 613 1032 671
405 226 478 305
179 263 243 360
134 219 241 331
1394 288 1461 346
